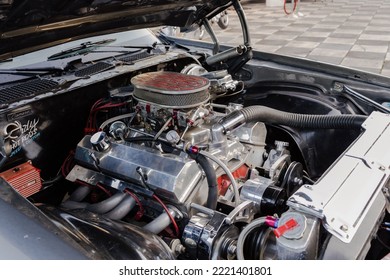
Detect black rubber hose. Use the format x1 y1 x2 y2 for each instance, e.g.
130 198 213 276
239 105 367 129
192 154 218 210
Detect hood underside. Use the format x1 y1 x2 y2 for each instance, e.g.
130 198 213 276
0 0 232 60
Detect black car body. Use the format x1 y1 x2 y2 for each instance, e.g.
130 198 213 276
0 0 389 260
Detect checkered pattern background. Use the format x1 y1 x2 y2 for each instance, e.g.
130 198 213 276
202 0 390 76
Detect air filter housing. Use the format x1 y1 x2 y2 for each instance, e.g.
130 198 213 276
131 71 210 109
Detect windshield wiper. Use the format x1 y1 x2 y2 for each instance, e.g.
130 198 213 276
47 39 117 61
47 39 159 61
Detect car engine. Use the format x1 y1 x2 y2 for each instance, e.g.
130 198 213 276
23 67 383 260
0 0 389 261
65 70 279 259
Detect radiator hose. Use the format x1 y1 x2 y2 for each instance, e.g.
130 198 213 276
191 153 218 210
216 105 367 135
241 106 366 129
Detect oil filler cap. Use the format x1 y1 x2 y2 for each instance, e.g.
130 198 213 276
90 131 111 152
274 212 306 239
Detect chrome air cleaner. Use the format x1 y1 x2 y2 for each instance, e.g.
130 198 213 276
131 71 210 109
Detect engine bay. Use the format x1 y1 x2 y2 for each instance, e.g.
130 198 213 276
0 29 389 260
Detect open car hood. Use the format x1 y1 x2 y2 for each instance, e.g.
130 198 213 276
0 0 231 60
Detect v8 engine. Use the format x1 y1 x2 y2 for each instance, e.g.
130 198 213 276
17 69 386 260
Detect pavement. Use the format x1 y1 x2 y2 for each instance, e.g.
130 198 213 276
199 0 390 77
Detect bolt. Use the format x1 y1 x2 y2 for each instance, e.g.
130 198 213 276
227 243 237 255
379 165 386 171
175 244 186 254
170 239 186 255
340 225 348 232
333 82 344 93
293 177 303 186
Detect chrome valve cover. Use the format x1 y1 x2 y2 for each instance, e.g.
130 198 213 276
71 135 205 204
